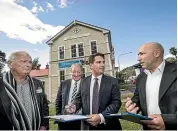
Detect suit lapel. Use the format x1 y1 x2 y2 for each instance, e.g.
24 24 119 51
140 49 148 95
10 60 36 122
1 79 12 123
85 76 91 114
159 63 176 101
98 75 107 109
64 79 71 105
139 73 148 114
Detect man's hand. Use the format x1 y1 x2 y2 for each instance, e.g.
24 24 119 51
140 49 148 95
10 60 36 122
125 97 139 113
86 114 101 127
39 126 47 130
142 114 165 130
65 103 76 114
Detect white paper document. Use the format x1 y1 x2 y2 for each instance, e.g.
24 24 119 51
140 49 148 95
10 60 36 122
44 114 88 122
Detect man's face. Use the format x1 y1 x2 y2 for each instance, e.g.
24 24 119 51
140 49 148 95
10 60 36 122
71 65 82 81
90 56 105 76
137 45 156 70
10 54 32 76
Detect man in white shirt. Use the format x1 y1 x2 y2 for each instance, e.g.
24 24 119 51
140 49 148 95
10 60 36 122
66 53 122 130
55 64 83 130
125 42 177 130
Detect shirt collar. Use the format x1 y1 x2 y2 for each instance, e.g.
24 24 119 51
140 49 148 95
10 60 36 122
91 74 103 81
144 60 165 75
72 79 81 84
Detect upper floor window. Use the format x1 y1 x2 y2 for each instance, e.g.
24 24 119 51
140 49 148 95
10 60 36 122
82 68 85 78
60 70 65 81
71 45 77 58
59 46 64 59
78 43 84 57
91 41 97 54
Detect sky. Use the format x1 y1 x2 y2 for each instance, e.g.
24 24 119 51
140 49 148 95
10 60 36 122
0 0 177 70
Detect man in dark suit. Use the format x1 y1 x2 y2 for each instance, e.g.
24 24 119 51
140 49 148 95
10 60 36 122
66 53 122 130
55 64 83 130
125 42 177 130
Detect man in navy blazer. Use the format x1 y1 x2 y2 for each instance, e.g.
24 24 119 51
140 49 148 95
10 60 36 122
66 53 122 130
125 42 177 130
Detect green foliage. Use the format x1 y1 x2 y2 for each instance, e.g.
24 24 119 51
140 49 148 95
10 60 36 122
49 104 58 130
32 57 41 70
120 85 128 90
169 47 177 58
0 50 6 74
116 71 125 84
166 57 177 63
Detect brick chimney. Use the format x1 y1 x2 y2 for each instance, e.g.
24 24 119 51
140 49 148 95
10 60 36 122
45 63 49 69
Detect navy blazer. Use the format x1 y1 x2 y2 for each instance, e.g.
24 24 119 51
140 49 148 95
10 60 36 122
74 74 122 130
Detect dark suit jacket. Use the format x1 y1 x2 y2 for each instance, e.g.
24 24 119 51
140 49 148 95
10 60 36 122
132 62 177 130
0 77 49 130
55 79 81 130
0 77 13 130
74 75 122 130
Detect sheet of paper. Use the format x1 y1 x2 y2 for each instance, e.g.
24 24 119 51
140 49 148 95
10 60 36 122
44 114 88 122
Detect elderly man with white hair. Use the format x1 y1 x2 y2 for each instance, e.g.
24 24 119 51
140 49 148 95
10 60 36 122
0 51 49 130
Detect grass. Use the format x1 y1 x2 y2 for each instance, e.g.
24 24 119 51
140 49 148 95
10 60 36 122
49 93 142 130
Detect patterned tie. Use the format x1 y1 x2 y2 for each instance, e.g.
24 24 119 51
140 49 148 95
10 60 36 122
71 81 78 103
92 78 99 114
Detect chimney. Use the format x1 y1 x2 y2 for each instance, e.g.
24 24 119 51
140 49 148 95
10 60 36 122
37 64 41 70
45 63 49 69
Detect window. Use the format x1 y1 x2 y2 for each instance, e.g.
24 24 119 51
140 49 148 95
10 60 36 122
60 70 65 81
71 45 77 58
91 41 97 54
78 43 84 57
82 68 85 78
59 46 64 59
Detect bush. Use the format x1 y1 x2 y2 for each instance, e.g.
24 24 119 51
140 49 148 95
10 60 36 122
120 85 128 90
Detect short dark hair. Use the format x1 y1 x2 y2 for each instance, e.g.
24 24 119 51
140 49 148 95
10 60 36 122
88 52 105 64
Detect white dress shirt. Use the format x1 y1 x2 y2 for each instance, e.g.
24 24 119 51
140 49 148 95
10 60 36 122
144 60 165 115
68 79 81 104
90 74 105 124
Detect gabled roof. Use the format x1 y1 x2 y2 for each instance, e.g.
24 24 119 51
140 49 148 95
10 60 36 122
30 69 48 77
46 20 110 45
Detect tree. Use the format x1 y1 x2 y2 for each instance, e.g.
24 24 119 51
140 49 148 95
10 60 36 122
0 50 6 75
32 57 41 70
169 47 177 58
116 71 125 84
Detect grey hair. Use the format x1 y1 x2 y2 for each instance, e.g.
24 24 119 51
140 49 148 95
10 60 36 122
8 51 31 63
71 63 83 72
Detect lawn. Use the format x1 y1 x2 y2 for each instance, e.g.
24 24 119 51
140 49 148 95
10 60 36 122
49 93 142 130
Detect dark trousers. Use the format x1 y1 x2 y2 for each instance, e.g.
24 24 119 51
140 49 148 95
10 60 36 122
58 120 81 130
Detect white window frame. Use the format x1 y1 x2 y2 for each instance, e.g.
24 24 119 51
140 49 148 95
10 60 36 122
70 44 77 58
58 46 65 60
90 40 98 55
59 70 65 81
78 42 84 57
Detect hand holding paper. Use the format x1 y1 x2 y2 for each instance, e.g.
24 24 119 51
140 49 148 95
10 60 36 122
86 114 101 127
141 114 165 130
65 103 76 114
